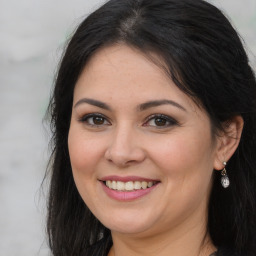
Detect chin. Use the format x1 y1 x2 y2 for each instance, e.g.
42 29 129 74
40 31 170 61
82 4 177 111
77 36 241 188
101 211 160 235
107 222 152 235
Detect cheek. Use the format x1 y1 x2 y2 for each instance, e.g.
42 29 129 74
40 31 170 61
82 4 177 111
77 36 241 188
148 133 214 222
68 127 103 174
149 130 215 180
68 127 103 206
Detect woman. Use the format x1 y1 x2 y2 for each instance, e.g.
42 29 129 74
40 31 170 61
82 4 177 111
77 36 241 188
46 0 256 255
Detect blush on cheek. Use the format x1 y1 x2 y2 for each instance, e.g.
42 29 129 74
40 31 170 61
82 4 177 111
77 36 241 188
68 131 98 171
150 138 190 169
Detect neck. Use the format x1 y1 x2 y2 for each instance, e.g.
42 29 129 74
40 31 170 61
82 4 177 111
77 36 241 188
108 215 216 256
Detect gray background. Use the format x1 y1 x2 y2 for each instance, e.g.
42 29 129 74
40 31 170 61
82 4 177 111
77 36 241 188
0 0 255 255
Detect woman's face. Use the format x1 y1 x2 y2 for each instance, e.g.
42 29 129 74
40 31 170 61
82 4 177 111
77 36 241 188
68 44 221 237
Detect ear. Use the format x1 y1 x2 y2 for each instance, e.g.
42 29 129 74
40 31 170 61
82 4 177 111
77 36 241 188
214 115 244 170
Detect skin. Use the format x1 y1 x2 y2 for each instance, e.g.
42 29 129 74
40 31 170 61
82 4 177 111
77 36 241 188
68 44 243 256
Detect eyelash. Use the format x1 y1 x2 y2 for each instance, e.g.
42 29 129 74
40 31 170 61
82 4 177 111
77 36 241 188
78 113 111 127
78 113 178 128
143 114 178 129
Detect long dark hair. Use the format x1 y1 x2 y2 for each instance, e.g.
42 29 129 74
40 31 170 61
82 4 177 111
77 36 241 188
46 0 256 255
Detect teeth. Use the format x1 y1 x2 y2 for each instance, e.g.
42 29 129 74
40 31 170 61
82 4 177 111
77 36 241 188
148 181 153 188
116 181 125 190
141 181 147 189
105 180 157 191
112 180 117 190
134 181 142 190
106 180 111 187
125 181 134 191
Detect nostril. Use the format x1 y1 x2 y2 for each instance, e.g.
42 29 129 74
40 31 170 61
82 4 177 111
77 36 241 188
105 147 146 167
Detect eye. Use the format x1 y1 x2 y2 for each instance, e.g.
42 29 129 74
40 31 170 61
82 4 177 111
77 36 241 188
144 114 178 128
79 113 110 127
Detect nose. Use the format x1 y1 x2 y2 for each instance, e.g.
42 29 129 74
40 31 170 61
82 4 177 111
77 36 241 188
104 124 146 167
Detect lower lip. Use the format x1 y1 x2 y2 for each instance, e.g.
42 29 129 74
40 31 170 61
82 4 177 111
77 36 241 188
101 182 159 201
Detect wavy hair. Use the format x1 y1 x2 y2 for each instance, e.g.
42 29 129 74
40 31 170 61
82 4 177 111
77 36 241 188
45 0 256 255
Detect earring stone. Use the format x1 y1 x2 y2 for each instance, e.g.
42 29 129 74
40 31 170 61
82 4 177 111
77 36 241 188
221 161 230 188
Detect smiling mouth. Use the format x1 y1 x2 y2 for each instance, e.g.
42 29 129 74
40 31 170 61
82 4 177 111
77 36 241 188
103 180 159 191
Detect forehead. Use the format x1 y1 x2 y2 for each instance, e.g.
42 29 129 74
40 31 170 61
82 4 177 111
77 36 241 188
81 44 170 87
74 44 194 108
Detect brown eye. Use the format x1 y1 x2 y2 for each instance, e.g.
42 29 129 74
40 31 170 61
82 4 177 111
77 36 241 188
144 114 178 128
154 118 167 126
79 113 110 127
93 116 105 125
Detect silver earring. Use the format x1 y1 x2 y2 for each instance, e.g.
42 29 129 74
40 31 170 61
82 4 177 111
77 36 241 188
221 161 230 188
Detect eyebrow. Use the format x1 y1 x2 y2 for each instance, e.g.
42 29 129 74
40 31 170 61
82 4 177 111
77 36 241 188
138 99 187 112
74 98 111 110
74 98 186 112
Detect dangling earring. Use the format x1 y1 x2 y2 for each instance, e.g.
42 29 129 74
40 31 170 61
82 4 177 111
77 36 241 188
221 161 230 188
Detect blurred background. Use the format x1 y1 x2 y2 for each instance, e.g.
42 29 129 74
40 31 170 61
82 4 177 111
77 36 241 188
0 0 255 255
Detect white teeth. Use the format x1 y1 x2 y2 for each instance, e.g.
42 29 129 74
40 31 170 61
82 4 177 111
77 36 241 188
148 181 153 188
117 181 125 190
112 180 117 190
125 181 134 191
141 181 147 189
105 180 157 191
134 181 142 190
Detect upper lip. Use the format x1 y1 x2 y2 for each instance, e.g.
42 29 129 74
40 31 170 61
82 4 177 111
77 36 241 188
100 175 160 182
